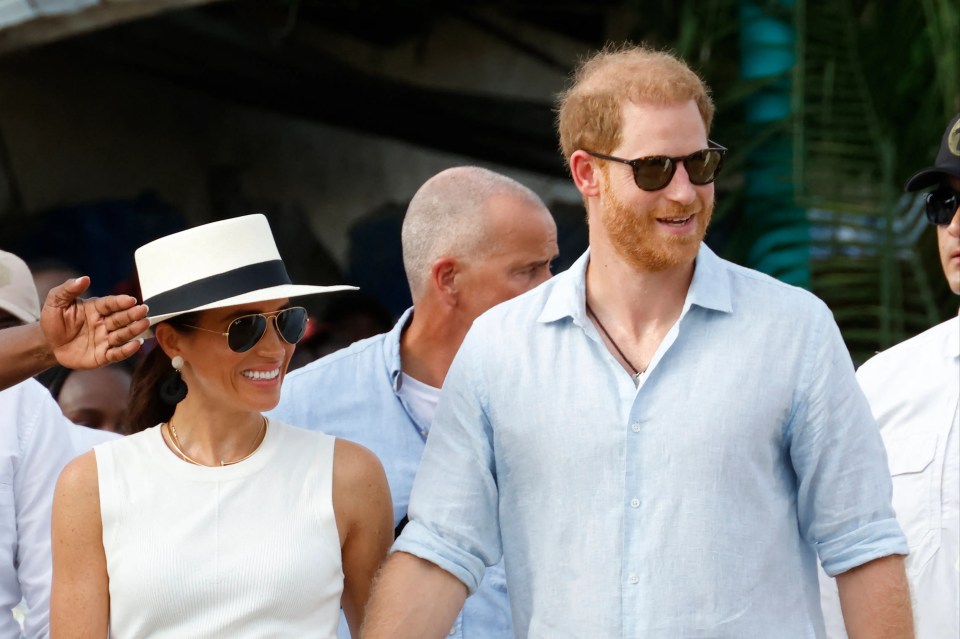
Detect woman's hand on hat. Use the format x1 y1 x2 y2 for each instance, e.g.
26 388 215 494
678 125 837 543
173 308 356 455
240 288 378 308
40 276 151 369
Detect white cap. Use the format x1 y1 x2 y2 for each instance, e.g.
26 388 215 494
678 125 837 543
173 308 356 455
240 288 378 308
0 250 41 324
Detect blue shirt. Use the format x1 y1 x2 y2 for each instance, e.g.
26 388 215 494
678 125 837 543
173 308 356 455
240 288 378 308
269 309 514 639
395 246 908 638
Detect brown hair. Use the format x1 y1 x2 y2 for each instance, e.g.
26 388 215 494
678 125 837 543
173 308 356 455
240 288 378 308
125 314 197 434
556 43 715 166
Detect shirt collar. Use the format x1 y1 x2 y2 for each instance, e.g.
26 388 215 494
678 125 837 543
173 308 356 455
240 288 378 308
538 249 590 325
537 243 733 325
384 307 414 392
685 243 733 315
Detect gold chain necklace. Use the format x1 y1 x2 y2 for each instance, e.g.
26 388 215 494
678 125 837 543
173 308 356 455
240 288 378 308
166 416 267 467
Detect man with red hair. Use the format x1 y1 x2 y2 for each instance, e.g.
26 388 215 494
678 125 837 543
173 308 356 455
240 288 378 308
363 45 912 638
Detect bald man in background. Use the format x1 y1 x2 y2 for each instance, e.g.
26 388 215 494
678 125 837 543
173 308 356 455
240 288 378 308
270 166 559 638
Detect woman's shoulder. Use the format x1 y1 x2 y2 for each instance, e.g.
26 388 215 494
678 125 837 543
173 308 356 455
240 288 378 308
331 438 392 532
56 448 100 501
333 436 378 459
332 438 387 489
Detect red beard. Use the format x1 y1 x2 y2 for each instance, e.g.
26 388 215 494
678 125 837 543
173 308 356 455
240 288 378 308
600 180 714 272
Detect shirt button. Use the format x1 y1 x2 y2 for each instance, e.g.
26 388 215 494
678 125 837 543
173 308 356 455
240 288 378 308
631 422 641 432
448 628 456 637
628 574 639 584
630 498 640 508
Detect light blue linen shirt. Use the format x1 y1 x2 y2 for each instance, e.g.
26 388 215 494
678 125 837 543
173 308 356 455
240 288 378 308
395 245 908 638
268 309 514 639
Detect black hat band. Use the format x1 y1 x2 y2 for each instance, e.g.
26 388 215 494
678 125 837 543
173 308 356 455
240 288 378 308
143 259 291 318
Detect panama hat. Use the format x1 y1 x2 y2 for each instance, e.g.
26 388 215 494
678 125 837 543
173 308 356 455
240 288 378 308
0 250 41 324
136 214 355 337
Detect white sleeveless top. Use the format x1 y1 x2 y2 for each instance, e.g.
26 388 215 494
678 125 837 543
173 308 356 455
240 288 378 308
95 420 343 638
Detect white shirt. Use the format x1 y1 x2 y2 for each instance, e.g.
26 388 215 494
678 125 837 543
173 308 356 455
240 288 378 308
397 372 441 436
0 379 77 638
820 316 960 638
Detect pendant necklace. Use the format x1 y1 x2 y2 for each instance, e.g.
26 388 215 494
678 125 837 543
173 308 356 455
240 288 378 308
586 302 646 383
166 416 267 467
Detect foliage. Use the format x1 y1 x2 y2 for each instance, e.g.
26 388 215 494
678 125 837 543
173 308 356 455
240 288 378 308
627 0 958 362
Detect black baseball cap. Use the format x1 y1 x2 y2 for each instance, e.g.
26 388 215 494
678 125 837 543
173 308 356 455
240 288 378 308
905 113 960 192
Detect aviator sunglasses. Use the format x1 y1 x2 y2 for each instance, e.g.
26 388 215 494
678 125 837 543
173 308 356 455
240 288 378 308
924 186 959 226
183 306 309 353
586 142 728 192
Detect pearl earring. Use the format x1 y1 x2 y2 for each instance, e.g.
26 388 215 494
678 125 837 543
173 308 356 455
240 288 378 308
161 355 188 405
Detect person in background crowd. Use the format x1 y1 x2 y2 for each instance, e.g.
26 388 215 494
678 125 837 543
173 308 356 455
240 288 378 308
35 363 130 452
28 259 82 306
271 166 559 638
287 293 393 372
361 44 912 639
0 250 144 637
0 250 141 427
821 113 960 638
0 268 147 392
36 363 133 433
51 214 392 638
0 251 41 331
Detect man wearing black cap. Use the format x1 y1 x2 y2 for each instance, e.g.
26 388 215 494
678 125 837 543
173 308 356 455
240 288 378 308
905 112 960 296
821 113 960 638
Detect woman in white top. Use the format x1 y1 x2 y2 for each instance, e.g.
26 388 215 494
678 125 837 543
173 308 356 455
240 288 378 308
49 215 393 638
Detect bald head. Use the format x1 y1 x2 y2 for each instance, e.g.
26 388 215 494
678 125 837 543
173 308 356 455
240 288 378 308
401 166 550 301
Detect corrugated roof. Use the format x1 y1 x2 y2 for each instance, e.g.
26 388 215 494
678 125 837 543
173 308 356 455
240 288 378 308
0 0 222 53
1 1 99 31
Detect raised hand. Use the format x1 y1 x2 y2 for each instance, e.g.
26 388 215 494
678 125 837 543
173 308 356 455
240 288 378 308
40 276 150 369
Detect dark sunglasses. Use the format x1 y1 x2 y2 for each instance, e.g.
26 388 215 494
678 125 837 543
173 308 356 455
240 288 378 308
924 187 959 226
585 142 728 191
184 306 309 353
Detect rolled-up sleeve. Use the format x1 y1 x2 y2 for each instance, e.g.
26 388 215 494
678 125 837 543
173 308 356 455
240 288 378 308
788 306 908 577
393 327 502 595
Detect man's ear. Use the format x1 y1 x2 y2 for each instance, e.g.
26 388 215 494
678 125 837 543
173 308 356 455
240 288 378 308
154 322 182 359
570 150 602 199
429 257 459 307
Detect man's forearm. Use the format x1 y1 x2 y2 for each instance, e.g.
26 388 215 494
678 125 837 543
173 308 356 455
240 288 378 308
836 554 913 639
0 324 56 391
361 551 468 639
